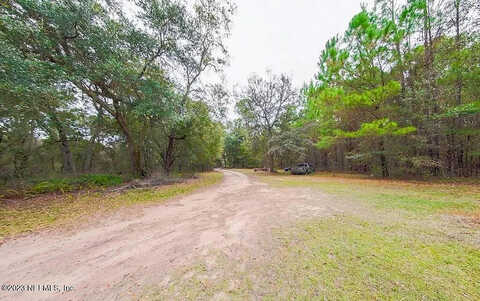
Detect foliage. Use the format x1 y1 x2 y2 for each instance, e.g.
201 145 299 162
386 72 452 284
0 0 234 179
172 101 225 172
223 122 260 168
232 72 301 169
30 174 124 194
335 119 417 139
303 0 480 177
441 100 480 117
268 126 313 163
31 179 74 194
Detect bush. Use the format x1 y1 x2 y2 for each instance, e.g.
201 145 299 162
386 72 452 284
30 174 124 194
74 174 124 187
31 179 74 194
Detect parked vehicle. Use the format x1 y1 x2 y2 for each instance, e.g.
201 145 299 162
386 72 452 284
291 163 314 175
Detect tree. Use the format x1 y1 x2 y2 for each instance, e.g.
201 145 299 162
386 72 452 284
136 0 234 175
303 0 480 177
0 0 234 177
223 121 259 168
268 126 313 168
236 72 300 170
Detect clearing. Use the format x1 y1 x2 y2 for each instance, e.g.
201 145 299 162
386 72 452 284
1 170 479 300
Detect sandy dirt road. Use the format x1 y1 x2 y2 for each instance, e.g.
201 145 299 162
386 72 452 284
0 170 342 300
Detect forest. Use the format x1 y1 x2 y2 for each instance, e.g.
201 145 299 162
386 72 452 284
1 0 480 187
226 0 480 178
1 0 233 183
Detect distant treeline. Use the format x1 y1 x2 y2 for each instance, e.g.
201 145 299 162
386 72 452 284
224 0 480 178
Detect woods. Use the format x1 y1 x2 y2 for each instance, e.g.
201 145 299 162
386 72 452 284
304 0 480 177
224 0 480 178
0 0 233 182
1 0 479 183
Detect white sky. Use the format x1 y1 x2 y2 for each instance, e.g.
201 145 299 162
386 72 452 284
222 0 371 88
123 0 372 97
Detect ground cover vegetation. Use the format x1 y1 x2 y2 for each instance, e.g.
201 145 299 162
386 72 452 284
143 171 480 300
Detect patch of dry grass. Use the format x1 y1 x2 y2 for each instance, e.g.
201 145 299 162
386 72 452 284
450 209 480 225
0 172 223 241
237 169 480 217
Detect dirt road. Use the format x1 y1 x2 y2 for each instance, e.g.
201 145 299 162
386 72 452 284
0 170 340 300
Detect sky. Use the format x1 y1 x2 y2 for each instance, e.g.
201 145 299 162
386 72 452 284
221 0 372 88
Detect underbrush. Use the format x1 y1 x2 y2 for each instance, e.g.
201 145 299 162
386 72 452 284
30 174 124 194
0 174 125 197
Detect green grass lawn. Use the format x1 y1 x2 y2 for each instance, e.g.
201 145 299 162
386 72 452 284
0 172 223 241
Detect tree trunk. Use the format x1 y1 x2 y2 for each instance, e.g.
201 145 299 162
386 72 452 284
84 108 103 172
162 134 186 176
113 109 147 178
13 137 28 178
83 134 97 172
122 132 145 178
423 1 440 176
452 0 463 177
379 139 389 178
163 135 175 176
323 151 329 171
59 130 76 174
50 113 76 174
268 152 275 171
454 0 463 107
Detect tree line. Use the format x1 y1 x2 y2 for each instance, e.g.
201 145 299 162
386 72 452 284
0 0 233 182
2 0 479 182
224 0 480 178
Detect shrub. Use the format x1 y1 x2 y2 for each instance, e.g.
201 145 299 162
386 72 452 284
30 174 124 194
31 179 74 194
74 174 124 187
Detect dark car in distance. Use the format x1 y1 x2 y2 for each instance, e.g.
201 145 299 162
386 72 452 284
290 163 314 175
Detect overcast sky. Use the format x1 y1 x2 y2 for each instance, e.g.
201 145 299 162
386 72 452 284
221 0 371 88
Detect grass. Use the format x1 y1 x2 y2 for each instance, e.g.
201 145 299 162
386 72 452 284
266 215 480 300
252 170 480 299
0 172 223 241
141 169 480 300
245 170 480 216
142 215 480 300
